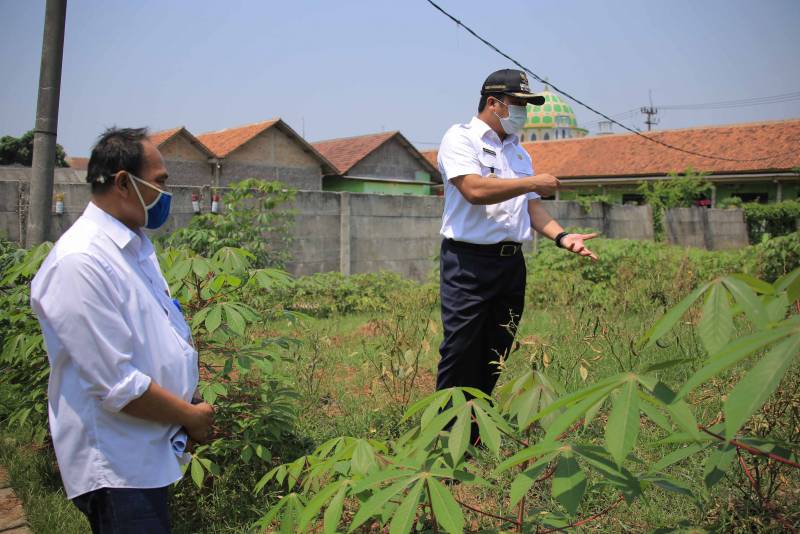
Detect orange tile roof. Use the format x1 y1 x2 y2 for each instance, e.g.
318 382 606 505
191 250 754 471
522 119 800 178
421 149 437 169
67 156 88 170
148 127 183 147
196 119 280 158
422 119 800 178
312 131 399 174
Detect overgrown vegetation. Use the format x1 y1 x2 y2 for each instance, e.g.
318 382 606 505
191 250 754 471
637 167 713 240
2 181 799 532
160 179 296 268
741 199 800 244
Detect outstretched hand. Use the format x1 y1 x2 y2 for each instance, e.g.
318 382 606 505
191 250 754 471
561 232 599 261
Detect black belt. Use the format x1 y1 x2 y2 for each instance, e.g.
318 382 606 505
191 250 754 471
446 239 522 257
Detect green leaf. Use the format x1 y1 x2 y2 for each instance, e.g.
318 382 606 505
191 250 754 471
427 477 465 534
224 305 246 336
698 283 733 355
403 389 450 422
775 267 800 302
704 444 736 488
571 445 641 500
676 323 797 400
722 276 769 329
495 441 562 474
448 405 470 464
191 257 210 279
205 305 222 333
729 273 774 294
351 440 377 476
473 404 501 455
605 378 640 466
765 293 790 323
297 481 344 531
324 482 349 534
665 399 701 442
525 373 627 429
638 394 672 433
724 335 800 439
649 443 707 473
552 451 586 516
190 457 204 488
544 382 620 442
348 477 414 532
643 282 711 348
509 453 557 507
390 479 424 534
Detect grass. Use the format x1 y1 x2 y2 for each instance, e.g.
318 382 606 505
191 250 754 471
3 237 799 532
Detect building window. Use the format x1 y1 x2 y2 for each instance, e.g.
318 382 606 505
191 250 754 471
544 132 550 140
519 132 526 142
622 194 645 205
531 133 537 141
737 192 769 204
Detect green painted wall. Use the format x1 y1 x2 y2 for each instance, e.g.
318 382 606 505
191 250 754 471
324 177 431 196
716 183 778 203
561 180 800 205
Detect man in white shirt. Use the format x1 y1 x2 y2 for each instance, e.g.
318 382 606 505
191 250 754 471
437 69 598 440
30 127 214 533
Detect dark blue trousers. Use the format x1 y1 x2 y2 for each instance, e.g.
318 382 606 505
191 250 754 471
72 486 171 534
436 239 526 397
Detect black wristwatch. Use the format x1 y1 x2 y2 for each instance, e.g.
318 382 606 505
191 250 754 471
554 231 569 249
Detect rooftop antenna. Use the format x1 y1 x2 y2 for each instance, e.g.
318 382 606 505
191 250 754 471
641 90 659 131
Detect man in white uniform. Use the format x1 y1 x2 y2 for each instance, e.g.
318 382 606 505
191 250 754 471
437 70 598 440
31 127 214 533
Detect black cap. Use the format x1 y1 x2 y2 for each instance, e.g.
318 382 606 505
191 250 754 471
481 69 545 105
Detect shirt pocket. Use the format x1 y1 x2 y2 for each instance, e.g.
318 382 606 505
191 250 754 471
477 151 497 177
510 152 533 177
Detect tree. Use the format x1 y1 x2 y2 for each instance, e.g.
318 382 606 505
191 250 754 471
0 130 68 167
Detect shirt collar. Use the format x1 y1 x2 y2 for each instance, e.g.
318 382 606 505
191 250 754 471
471 116 520 147
82 202 152 259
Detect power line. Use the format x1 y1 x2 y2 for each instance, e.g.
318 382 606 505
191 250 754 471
661 91 800 110
424 0 796 163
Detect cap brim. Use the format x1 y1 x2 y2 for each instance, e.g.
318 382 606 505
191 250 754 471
507 92 545 105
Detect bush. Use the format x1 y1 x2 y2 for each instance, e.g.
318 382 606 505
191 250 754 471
0 241 53 444
260 270 418 317
637 167 713 240
753 231 800 282
742 200 800 243
160 179 295 268
526 237 750 314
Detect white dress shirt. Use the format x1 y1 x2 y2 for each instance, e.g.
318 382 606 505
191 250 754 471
30 202 198 499
438 116 540 244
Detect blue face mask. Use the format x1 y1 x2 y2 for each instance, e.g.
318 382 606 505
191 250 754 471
130 175 172 229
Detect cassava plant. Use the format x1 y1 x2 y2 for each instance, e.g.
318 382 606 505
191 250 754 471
254 266 800 532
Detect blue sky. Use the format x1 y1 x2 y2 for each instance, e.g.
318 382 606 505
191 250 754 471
2 0 799 156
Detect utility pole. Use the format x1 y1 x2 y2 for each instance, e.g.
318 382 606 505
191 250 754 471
26 0 67 247
640 90 659 132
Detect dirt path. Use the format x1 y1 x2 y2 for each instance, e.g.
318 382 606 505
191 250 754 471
0 467 31 534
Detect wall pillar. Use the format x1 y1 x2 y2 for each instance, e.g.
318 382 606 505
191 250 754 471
339 192 351 276
776 180 783 202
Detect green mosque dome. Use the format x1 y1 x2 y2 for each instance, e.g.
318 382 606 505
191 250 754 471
522 86 588 141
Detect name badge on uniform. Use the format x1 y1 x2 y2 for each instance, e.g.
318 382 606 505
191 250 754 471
482 147 496 156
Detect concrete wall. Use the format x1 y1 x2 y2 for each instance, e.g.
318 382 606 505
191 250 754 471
542 201 655 240
222 128 322 190
2 175 752 280
666 207 749 250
